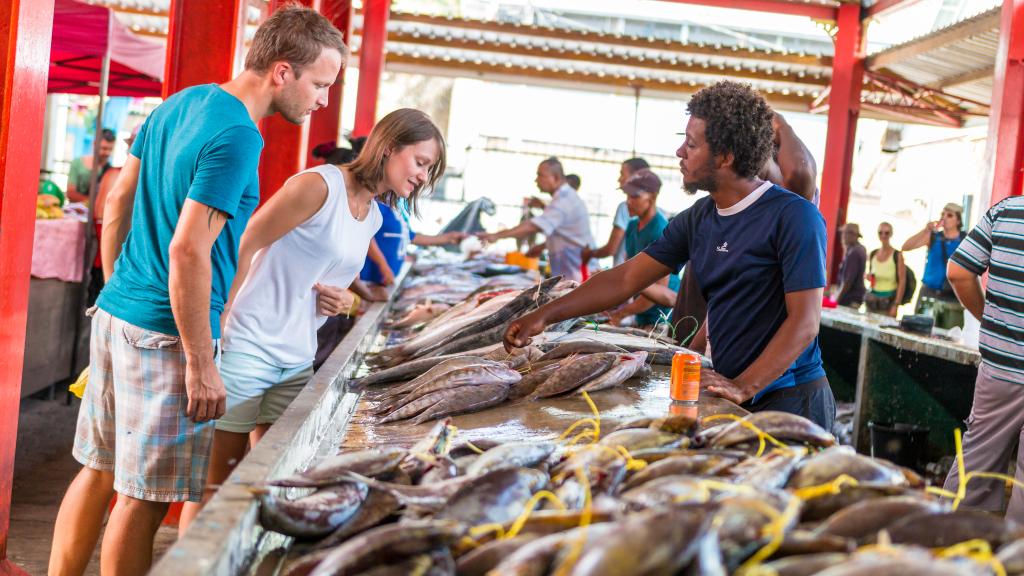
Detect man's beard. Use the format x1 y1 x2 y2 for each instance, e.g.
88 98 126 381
682 157 717 195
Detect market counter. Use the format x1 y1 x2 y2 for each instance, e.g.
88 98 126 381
150 268 732 576
817 307 979 459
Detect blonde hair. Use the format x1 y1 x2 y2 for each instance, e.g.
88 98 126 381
345 109 447 215
245 5 348 77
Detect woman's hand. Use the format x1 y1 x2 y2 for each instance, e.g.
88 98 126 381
314 283 355 316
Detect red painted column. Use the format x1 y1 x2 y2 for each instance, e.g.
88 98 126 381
0 1 54 573
353 0 390 137
307 0 352 167
163 0 245 98
258 0 317 202
988 0 1024 205
819 3 865 282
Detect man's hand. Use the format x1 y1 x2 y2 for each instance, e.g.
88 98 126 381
606 309 626 326
525 244 545 258
928 220 943 232
581 247 593 263
379 265 396 287
185 357 226 423
504 310 549 351
701 367 758 405
440 231 468 245
526 196 546 210
315 283 355 316
369 284 390 302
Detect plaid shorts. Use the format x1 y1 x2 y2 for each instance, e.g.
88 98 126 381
73 307 218 502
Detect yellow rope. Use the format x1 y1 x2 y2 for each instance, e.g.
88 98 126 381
464 440 486 455
737 496 802 574
702 414 793 457
614 445 648 471
504 490 568 539
551 468 593 576
559 419 600 441
792 474 859 501
556 392 602 447
468 523 506 540
936 539 1007 576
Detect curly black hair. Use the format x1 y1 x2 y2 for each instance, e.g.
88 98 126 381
686 81 774 179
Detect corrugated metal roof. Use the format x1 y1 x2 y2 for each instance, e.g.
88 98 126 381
867 6 999 107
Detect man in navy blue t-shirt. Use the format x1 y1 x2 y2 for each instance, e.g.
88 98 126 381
503 81 835 431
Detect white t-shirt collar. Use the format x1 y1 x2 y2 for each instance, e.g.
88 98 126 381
716 180 773 216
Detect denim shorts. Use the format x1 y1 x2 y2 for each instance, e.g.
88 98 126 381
216 351 313 434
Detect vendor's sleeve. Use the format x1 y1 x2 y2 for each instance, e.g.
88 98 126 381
612 201 631 230
531 197 567 236
951 205 997 275
643 210 691 274
778 200 827 293
187 126 263 219
129 120 148 158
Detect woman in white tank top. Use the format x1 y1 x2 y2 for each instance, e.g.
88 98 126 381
180 109 447 531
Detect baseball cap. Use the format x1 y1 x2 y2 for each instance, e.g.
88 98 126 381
622 169 662 196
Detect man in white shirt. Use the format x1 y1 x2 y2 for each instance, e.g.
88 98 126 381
480 157 594 281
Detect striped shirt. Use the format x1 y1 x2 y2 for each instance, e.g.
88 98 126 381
950 196 1024 383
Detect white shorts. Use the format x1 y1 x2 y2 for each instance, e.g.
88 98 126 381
216 351 313 434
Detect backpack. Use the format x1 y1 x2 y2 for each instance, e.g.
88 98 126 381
869 249 916 305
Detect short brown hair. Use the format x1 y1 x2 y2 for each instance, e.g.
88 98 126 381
346 109 447 215
245 5 348 77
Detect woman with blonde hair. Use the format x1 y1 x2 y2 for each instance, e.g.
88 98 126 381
180 108 446 531
866 221 908 316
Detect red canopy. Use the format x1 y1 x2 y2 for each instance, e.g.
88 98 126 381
48 0 165 97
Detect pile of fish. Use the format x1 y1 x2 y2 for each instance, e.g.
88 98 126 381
259 408 1024 576
361 341 651 424
369 276 578 369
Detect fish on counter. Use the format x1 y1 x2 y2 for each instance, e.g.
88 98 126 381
261 401 1011 576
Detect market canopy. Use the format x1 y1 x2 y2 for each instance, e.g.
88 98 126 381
49 0 165 97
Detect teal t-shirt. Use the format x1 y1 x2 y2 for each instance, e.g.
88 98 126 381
625 211 680 326
98 84 263 339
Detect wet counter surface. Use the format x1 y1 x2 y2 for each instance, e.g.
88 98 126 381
342 359 747 452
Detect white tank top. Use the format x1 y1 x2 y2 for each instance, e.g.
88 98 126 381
223 164 382 367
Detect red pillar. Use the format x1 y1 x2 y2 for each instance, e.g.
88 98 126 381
988 0 1024 205
819 3 865 282
353 0 390 137
307 0 352 167
258 0 317 203
0 1 54 573
163 0 246 98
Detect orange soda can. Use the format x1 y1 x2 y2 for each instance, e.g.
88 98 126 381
670 352 701 402
669 402 699 420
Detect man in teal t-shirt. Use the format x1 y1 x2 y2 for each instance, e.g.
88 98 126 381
608 168 680 329
51 7 346 575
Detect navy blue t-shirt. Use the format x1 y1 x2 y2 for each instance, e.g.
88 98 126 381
644 183 827 400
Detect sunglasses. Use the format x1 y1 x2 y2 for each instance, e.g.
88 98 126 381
878 230 892 236
943 211 956 218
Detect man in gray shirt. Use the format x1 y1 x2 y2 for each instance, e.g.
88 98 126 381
480 157 594 281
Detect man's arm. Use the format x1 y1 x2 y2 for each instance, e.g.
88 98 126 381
704 288 823 403
480 220 542 243
771 113 817 202
902 225 934 251
411 231 467 246
100 155 141 280
504 253 672 348
168 200 229 423
638 281 678 307
366 239 395 286
947 260 985 321
587 227 626 261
